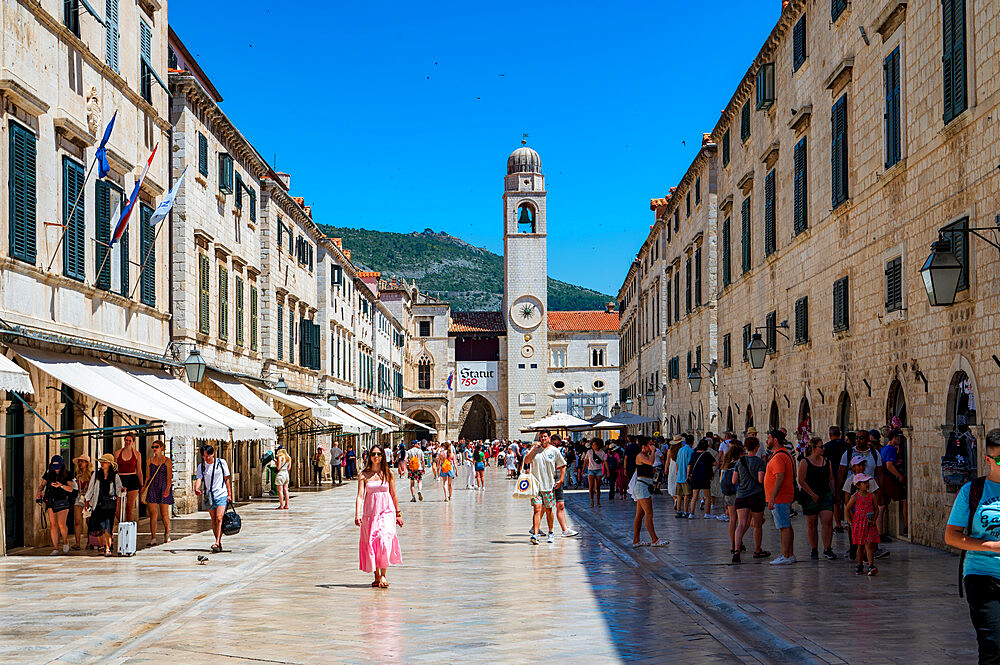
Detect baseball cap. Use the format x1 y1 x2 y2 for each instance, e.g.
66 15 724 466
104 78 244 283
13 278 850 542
852 473 874 484
850 455 866 467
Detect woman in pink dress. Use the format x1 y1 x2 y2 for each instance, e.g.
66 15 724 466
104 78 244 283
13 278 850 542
356 447 403 588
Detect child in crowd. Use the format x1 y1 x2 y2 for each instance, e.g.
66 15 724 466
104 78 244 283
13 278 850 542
846 473 880 576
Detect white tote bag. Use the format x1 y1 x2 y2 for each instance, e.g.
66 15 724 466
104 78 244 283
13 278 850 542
512 473 538 499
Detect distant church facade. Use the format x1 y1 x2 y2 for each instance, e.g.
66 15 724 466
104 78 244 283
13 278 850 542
397 146 620 441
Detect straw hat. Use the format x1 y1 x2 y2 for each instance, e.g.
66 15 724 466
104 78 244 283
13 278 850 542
746 426 758 436
72 453 92 466
671 434 684 443
98 453 118 470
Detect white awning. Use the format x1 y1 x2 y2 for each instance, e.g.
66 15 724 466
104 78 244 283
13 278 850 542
255 387 332 418
210 377 283 427
384 408 436 434
524 412 593 431
14 347 274 441
319 403 372 435
0 353 33 394
339 402 397 432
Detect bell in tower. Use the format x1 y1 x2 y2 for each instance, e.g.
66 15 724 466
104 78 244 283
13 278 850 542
517 203 535 234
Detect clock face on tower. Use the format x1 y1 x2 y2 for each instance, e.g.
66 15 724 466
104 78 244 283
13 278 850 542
509 295 544 330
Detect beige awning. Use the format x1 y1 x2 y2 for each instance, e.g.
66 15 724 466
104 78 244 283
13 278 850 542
210 377 283 428
0 353 33 394
384 408 436 435
338 403 397 432
255 387 332 418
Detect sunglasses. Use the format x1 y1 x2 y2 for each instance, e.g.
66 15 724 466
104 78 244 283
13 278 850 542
986 453 1000 467
370 451 383 457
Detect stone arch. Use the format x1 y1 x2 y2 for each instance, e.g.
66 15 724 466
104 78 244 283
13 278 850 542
768 399 780 432
886 379 907 428
457 395 497 441
417 353 433 390
836 390 855 434
944 354 982 430
797 396 811 443
726 405 734 434
516 201 536 233
745 403 755 433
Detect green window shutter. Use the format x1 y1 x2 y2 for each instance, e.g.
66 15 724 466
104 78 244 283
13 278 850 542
722 218 731 287
249 187 256 222
95 180 112 290
741 197 751 273
684 257 692 313
312 322 321 370
764 170 776 256
740 101 751 142
139 204 155 306
742 324 751 362
942 0 968 124
686 192 691 217
793 137 808 234
218 153 234 194
885 257 903 312
794 297 809 344
884 48 902 168
277 306 284 360
139 19 152 102
793 15 806 71
695 178 701 204
673 273 679 321
198 132 209 176
198 254 210 334
62 157 86 281
665 275 672 326
831 95 849 208
722 129 730 167
694 247 702 306
833 277 849 332
235 276 244 346
832 0 847 21
289 307 294 361
105 0 119 72
9 122 38 264
218 265 229 340
234 172 243 209
250 285 258 351
765 311 777 353
944 217 970 291
119 229 129 297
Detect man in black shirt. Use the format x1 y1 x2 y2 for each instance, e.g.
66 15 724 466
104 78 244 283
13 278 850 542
823 426 849 533
624 436 642 483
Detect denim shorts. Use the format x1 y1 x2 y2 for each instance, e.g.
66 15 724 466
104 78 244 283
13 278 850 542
771 502 792 529
586 469 603 477
206 493 227 510
634 480 653 500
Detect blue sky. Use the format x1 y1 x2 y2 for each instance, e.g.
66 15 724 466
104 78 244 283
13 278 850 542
169 1 779 296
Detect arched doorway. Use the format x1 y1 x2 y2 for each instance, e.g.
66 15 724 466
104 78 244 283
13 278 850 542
408 409 438 442
458 396 496 441
837 391 854 434
4 394 25 549
745 404 754 433
946 370 978 475
887 380 907 427
768 400 780 432
797 397 811 445
726 406 734 434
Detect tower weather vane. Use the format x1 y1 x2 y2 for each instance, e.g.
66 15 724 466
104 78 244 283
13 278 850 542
522 133 528 146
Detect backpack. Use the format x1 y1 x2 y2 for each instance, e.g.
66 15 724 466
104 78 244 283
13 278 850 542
959 476 988 598
721 466 738 496
408 454 420 471
442 458 452 474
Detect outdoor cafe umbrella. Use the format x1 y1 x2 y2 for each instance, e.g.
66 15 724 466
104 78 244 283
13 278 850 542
522 412 593 432
591 412 659 429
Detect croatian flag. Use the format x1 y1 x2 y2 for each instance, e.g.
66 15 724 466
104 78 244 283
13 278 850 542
94 111 117 179
446 371 454 391
149 167 187 226
111 144 157 246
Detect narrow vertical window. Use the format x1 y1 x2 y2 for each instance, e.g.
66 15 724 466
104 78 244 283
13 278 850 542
793 137 808 234
95 180 122 290
721 218 731 287
198 132 209 176
198 254 210 334
833 277 850 332
139 20 152 103
793 15 806 71
942 0 968 124
722 129 730 167
764 169 776 256
9 122 38 264
139 203 155 306
694 247 702 307
277 306 284 360
832 0 847 22
794 297 809 344
235 276 245 346
218 265 229 341
885 257 903 312
741 197 752 273
62 156 86 281
884 47 902 168
765 311 777 353
685 257 692 313
105 0 120 72
250 285 258 351
831 94 849 208
740 101 751 142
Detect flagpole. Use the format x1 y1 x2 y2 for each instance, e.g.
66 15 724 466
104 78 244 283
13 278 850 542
46 154 99 272
127 221 165 300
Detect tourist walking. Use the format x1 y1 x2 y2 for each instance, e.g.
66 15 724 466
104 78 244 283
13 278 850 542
439 443 456 501
312 446 326 486
846 473 879 575
36 455 74 555
356 447 403 588
329 442 345 485
114 433 144 523
720 442 742 554
505 444 518 479
549 435 580 538
71 454 92 551
945 428 1000 665
824 426 850 533
406 440 425 501
585 439 607 507
687 439 715 519
143 441 174 546
732 436 768 563
274 446 292 510
674 435 694 518
195 444 232 553
605 443 622 501
880 430 907 536
630 439 666 548
798 437 836 560
473 443 487 491
765 430 796 565
84 454 122 557
666 438 680 510
525 430 566 544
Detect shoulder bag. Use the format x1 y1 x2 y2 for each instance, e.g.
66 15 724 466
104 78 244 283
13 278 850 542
222 500 242 536
140 462 164 504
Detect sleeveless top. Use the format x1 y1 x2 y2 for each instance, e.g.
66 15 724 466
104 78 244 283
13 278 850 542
118 449 138 474
804 458 832 495
636 462 654 479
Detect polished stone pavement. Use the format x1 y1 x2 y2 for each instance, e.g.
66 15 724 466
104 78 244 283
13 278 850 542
0 470 978 665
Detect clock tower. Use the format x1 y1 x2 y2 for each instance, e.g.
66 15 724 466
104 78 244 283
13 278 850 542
503 143 549 437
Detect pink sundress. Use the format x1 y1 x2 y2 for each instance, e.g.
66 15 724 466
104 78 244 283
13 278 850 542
358 476 402 572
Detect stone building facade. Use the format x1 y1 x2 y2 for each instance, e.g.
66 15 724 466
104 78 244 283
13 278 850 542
620 0 1000 548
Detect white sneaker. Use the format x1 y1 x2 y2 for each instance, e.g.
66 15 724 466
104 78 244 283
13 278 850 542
563 529 579 537
651 539 668 547
547 532 554 544
49 549 59 556
702 513 714 519
716 514 730 522
687 513 698 519
62 543 70 553
770 555 795 565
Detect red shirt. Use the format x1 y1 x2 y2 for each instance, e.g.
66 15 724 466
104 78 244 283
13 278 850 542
764 449 796 504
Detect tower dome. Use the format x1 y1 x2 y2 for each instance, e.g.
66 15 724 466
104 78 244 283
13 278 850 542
507 146 542 175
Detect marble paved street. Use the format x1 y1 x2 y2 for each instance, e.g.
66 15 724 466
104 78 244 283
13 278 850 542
0 469 979 664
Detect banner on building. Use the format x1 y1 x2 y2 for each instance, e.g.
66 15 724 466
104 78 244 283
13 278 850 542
456 361 498 393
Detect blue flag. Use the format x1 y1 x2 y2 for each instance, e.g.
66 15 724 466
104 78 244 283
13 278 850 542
94 110 117 179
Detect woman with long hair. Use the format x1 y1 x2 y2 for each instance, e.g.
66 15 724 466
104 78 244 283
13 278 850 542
438 442 456 501
143 440 174 545
71 454 92 550
356 447 403 588
584 439 606 508
84 454 123 557
274 447 292 510
630 439 667 548
37 455 74 555
667 440 682 511
720 442 744 555
799 436 837 560
114 433 144 523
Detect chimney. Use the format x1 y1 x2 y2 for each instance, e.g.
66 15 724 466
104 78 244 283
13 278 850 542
276 172 291 189
605 301 616 313
344 249 351 261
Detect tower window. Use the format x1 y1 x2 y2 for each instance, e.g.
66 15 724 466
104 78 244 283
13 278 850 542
517 202 536 233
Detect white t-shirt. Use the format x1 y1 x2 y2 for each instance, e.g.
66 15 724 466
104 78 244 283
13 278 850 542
530 445 567 492
196 458 230 500
406 447 424 470
653 447 664 468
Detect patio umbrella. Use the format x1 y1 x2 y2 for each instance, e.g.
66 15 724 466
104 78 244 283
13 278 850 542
522 412 593 432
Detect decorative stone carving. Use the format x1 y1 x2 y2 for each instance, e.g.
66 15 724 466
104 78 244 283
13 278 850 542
86 86 100 135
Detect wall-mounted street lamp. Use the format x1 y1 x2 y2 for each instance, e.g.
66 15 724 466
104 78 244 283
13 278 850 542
747 322 789 370
611 402 621 416
327 393 340 407
624 397 634 412
645 385 656 406
164 342 207 384
261 370 288 393
921 219 999 306
688 360 718 394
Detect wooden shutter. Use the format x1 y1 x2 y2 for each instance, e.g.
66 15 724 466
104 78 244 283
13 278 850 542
218 265 229 340
119 229 129 297
793 15 806 71
743 324 751 362
795 297 808 344
722 129 730 167
723 333 731 367
685 257 692 313
741 101 751 142
312 322 321 369
884 48 902 168
694 247 702 306
831 95 848 207
299 318 307 366
105 0 120 72
832 0 847 21
722 218 731 287
235 276 244 346
741 197 751 273
139 20 152 101
665 274 672 326
764 170 776 256
139 204 156 306
234 172 243 209
218 153 234 194
277 306 284 360
198 133 209 176
289 307 294 361
766 311 777 352
249 187 256 222
833 277 849 332
250 285 258 350
942 0 968 123
944 217 970 291
673 273 680 321
95 180 112 290
9 122 38 264
62 157 86 281
793 137 807 234
198 254 210 334
885 258 903 312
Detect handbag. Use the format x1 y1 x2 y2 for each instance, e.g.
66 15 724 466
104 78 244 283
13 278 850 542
513 473 538 499
221 501 242 536
140 462 164 504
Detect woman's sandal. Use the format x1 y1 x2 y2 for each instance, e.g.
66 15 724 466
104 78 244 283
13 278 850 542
378 580 389 588
371 581 380 587
210 544 222 553
103 549 112 557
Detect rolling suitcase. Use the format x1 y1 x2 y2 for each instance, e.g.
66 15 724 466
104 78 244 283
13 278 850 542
117 497 137 556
